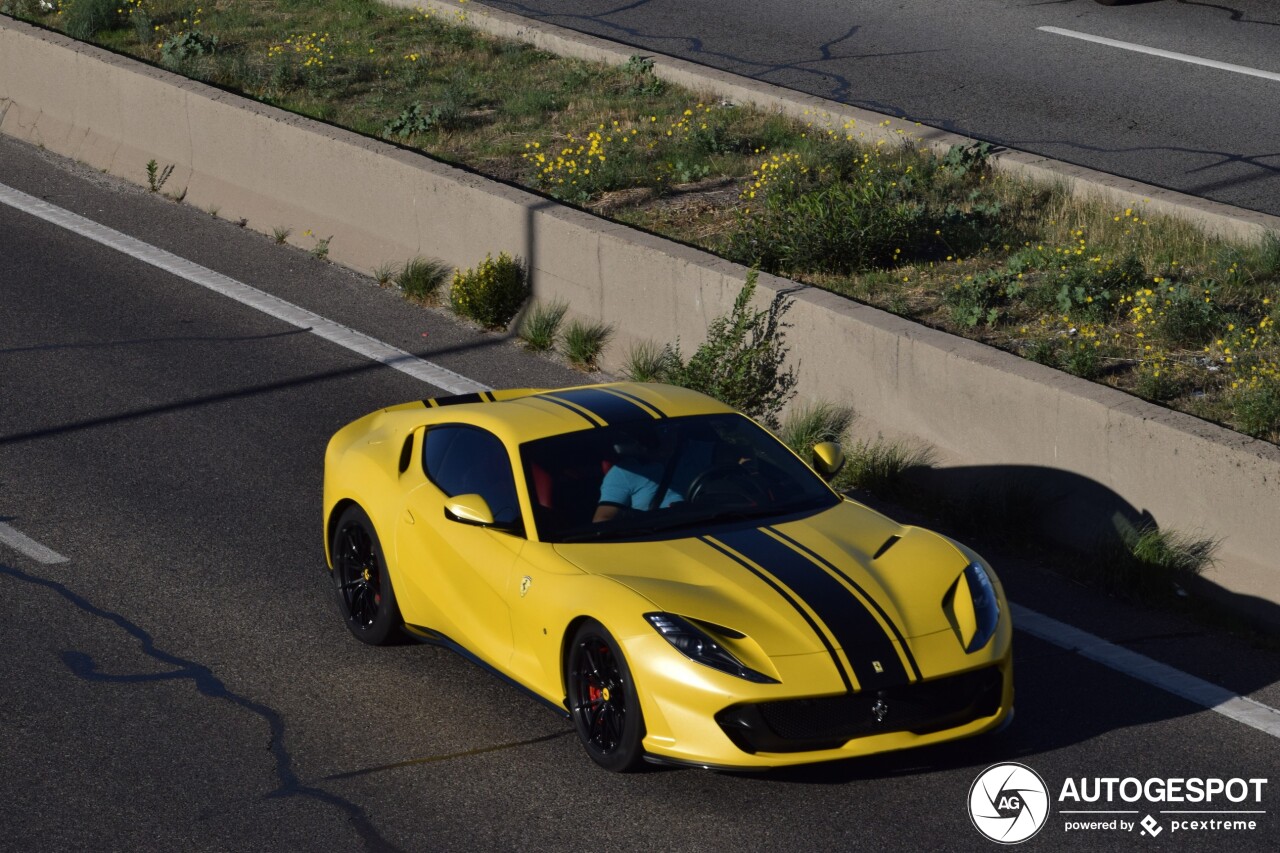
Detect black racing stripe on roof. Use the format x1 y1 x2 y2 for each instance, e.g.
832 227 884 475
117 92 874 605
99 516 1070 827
701 536 852 693
542 388 658 425
599 387 667 419
532 394 603 426
714 527 910 691
767 527 922 683
425 392 485 408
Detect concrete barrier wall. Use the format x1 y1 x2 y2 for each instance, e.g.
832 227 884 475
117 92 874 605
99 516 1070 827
2 17 1277 615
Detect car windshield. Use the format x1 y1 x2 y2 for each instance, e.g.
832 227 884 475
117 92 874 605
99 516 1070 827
520 413 840 543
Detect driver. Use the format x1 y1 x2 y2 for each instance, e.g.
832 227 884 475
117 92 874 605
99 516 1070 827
593 424 691 522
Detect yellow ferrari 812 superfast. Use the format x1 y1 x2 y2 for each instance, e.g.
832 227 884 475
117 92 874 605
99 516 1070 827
323 382 1012 771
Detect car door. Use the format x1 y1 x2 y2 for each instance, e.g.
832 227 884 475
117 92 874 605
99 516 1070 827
394 424 525 669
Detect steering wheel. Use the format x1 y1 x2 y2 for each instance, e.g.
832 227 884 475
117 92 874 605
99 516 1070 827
686 464 767 506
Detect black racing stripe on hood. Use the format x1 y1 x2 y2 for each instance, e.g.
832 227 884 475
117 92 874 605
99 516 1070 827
715 527 910 690
600 387 668 419
767 527 922 683
541 388 657 425
701 536 852 693
532 394 603 426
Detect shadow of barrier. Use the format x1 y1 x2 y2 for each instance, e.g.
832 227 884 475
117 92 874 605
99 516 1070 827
904 464 1280 632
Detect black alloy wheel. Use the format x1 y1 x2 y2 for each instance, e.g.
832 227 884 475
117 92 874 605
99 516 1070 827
567 620 645 772
331 505 402 645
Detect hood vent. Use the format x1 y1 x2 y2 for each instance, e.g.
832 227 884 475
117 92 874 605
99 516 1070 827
872 535 901 561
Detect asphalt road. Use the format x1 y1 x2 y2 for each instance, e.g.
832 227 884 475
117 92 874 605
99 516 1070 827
478 0 1280 218
2 134 1279 851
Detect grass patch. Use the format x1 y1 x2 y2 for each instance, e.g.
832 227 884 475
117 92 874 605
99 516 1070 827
21 0 1278 442
561 319 613 369
395 256 451 301
1086 525 1219 601
623 339 678 382
519 299 567 352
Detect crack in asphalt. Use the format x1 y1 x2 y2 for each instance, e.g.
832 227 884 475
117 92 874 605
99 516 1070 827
323 730 574 781
0 562 405 853
1175 0 1280 27
487 0 942 104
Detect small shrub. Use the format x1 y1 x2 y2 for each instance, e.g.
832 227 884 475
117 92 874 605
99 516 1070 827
0 1 48 18
450 252 529 329
665 269 797 427
161 30 219 66
64 0 117 40
1025 337 1059 366
941 141 994 178
621 54 664 96
943 271 1010 328
1254 232 1280 280
562 319 613 369
1232 382 1280 440
623 340 678 382
1135 358 1180 402
519 300 568 352
395 256 451 301
1154 280 1223 346
1060 341 1105 380
1048 254 1144 323
272 225 292 245
383 103 437 140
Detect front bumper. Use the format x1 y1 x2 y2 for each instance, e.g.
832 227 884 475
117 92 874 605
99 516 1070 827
626 629 1014 769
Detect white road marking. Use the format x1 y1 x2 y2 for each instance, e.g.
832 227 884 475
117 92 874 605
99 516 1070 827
1013 603 1280 739
0 183 489 396
0 521 69 564
1039 26 1280 83
4 179 1279 742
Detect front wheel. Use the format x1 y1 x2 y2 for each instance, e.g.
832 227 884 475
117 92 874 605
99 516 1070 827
331 505 403 645
567 620 646 772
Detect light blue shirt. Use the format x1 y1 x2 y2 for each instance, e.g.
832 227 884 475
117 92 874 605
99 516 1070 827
597 442 713 511
598 462 682 510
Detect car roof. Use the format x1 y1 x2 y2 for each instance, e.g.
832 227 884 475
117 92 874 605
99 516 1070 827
396 382 738 446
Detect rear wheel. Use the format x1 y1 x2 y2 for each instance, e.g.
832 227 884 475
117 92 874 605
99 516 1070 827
331 505 402 645
567 620 645 772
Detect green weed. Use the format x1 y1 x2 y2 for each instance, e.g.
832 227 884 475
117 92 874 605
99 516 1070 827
519 300 568 352
562 319 613 369
395 256 451 301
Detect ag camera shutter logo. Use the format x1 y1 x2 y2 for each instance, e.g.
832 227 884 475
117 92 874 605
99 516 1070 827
969 762 1051 844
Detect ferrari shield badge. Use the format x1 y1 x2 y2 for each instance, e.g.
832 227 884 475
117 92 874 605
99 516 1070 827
520 575 532 597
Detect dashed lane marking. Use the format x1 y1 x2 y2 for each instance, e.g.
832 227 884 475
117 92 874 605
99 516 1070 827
0 521 69 564
1013 603 1280 740
0 182 488 396
1039 27 1280 83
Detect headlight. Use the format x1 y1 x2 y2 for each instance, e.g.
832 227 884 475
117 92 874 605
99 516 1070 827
644 613 777 683
963 562 1000 653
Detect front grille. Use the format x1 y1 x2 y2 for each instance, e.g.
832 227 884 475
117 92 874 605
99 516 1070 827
716 666 1003 754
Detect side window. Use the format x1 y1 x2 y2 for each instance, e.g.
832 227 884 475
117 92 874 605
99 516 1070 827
423 425 522 528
